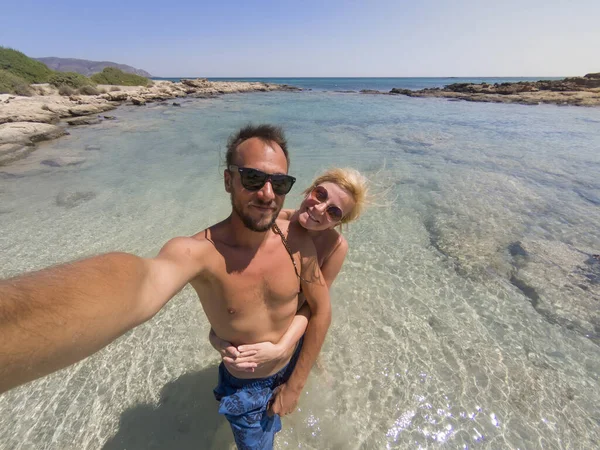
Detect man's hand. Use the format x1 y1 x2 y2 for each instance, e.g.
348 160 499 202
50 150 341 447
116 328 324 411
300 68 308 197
268 383 301 417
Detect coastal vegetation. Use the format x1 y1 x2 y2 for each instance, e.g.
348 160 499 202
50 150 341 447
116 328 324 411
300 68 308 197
0 69 34 96
0 47 150 95
48 71 95 89
0 47 53 83
90 67 150 86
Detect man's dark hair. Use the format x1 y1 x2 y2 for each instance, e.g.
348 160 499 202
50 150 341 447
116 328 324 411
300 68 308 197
226 124 289 169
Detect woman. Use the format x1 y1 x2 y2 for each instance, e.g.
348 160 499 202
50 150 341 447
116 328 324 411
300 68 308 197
210 167 368 371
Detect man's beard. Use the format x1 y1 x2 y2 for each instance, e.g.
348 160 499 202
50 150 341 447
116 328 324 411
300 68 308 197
231 193 280 232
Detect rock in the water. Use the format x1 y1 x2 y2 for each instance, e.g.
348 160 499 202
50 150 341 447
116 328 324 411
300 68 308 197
103 115 116 120
360 89 381 94
68 104 117 117
66 116 102 126
512 239 600 340
41 157 86 167
279 84 302 91
190 93 217 99
85 145 101 151
172 102 181 107
0 143 35 166
56 191 97 208
390 88 413 95
131 97 146 106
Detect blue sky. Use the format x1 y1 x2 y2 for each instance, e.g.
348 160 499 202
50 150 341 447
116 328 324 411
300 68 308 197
1 0 598 77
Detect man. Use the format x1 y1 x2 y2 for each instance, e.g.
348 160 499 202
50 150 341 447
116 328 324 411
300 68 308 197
185 124 331 447
0 124 331 448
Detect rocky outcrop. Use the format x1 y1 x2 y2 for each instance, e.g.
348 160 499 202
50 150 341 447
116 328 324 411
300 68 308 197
130 97 146 106
0 122 67 145
0 123 68 166
0 108 59 125
181 78 211 88
104 91 129 101
67 103 118 116
388 74 600 106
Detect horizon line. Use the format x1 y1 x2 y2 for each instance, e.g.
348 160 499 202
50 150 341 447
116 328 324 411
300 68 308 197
151 75 571 79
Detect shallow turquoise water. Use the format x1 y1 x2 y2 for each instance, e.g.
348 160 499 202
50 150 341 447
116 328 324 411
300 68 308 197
1 92 599 449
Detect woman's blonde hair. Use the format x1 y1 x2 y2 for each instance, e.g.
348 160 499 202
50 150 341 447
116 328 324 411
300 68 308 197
303 168 368 225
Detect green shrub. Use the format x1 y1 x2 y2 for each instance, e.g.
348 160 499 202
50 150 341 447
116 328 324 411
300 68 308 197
0 69 33 95
48 71 94 89
90 67 149 86
78 85 100 95
0 47 53 83
58 85 76 96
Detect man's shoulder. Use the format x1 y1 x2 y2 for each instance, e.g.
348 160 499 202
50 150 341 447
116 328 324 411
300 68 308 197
192 220 231 246
159 232 215 261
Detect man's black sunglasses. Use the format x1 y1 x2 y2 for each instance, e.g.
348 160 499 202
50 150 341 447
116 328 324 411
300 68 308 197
228 165 296 195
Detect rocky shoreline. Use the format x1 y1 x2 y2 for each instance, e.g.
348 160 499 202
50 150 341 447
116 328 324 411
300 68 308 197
3 74 599 167
365 73 600 106
0 79 300 166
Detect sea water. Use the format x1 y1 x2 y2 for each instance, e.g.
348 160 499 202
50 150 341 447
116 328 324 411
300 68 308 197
1 90 599 449
155 77 565 92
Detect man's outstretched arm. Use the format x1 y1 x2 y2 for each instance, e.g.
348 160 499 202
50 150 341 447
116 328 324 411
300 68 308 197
0 237 208 394
270 232 332 416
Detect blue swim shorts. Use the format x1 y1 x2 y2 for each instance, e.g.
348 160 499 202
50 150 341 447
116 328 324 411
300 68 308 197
213 337 303 450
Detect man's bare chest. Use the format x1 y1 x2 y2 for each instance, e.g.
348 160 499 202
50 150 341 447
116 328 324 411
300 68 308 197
193 245 300 308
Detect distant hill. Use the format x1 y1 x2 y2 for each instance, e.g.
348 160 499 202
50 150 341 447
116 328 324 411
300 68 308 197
34 57 152 77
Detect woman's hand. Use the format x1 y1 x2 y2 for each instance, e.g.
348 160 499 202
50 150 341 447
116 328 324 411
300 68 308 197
209 328 239 360
222 341 290 373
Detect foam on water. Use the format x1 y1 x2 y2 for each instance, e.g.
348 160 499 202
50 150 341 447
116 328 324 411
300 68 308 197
1 92 600 449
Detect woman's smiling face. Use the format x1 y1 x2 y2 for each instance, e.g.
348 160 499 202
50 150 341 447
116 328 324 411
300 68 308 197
297 182 355 231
